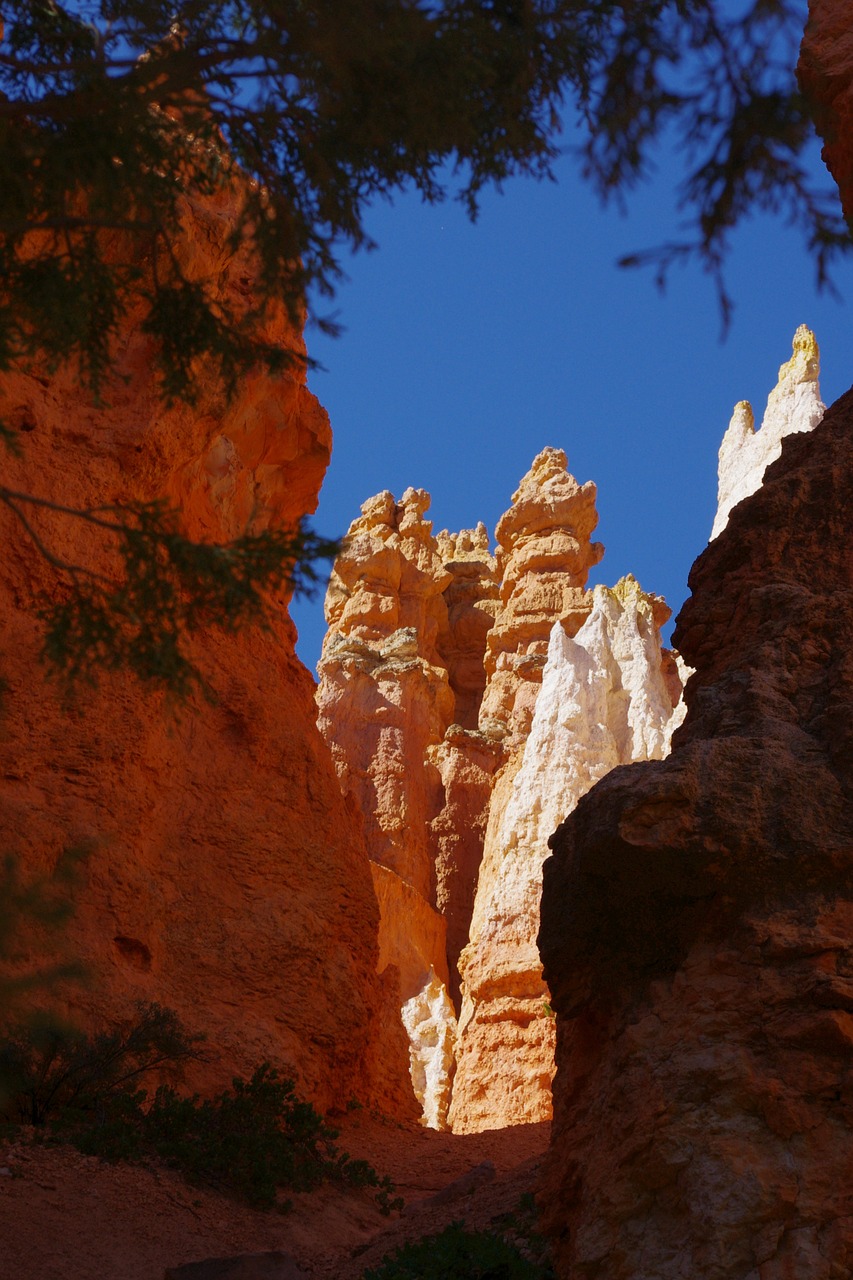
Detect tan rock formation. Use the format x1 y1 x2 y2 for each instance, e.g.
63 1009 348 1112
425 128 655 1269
0 184 412 1116
799 0 853 224
711 326 825 539
428 727 505 1010
449 577 684 1133
317 489 458 1125
435 524 500 731
539 382 853 1276
318 489 453 898
479 447 604 745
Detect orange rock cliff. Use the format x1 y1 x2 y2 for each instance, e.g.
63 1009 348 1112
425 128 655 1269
0 182 413 1118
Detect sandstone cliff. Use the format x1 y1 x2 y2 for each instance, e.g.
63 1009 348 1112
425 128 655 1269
0 183 412 1117
539 382 853 1273
711 325 824 539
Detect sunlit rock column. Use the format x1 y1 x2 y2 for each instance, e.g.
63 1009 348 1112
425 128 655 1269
711 326 824 539
449 577 685 1133
479 447 604 745
435 523 501 730
317 487 459 1126
446 449 603 1132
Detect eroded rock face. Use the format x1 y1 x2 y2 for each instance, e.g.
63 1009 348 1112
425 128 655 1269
449 577 684 1134
428 727 505 1010
479 448 603 745
799 0 853 224
0 183 412 1117
318 488 454 899
319 449 685 1132
317 488 458 1125
435 525 500 731
318 451 611 1128
539 385 853 1277
711 325 825 539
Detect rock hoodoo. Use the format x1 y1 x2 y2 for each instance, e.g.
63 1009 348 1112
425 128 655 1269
711 325 824 539
448 577 685 1133
317 449 684 1130
478 447 603 746
0 182 412 1117
539 367 853 1271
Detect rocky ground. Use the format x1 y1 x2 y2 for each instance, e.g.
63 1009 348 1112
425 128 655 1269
0 1112 550 1279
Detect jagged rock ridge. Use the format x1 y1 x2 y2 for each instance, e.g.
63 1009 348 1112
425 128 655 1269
712 325 824 539
317 449 685 1130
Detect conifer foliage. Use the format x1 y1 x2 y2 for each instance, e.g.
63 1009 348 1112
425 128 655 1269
0 1 848 687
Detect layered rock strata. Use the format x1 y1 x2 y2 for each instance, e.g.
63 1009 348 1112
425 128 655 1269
0 183 412 1116
319 448 684 1131
711 325 824 539
448 577 684 1133
539 386 853 1273
317 490 459 1124
435 524 500 731
479 448 604 745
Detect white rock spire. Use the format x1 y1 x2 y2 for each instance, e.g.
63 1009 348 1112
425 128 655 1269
711 326 824 540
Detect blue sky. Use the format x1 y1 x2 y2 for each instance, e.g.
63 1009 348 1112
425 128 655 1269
291 138 853 673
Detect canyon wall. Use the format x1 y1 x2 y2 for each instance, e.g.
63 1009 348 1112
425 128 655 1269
0 183 412 1117
317 449 683 1129
539 375 853 1273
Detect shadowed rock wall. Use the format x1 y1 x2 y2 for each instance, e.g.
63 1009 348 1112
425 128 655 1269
799 0 853 224
539 383 853 1278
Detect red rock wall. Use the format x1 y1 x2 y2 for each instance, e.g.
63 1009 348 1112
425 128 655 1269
539 388 853 1278
0 185 412 1117
799 0 853 224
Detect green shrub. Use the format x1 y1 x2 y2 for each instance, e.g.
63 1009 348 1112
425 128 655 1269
0 1002 203 1126
362 1221 552 1279
0 1006 401 1214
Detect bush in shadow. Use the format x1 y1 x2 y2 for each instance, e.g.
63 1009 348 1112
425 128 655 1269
0 1004 401 1214
362 1220 554 1279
